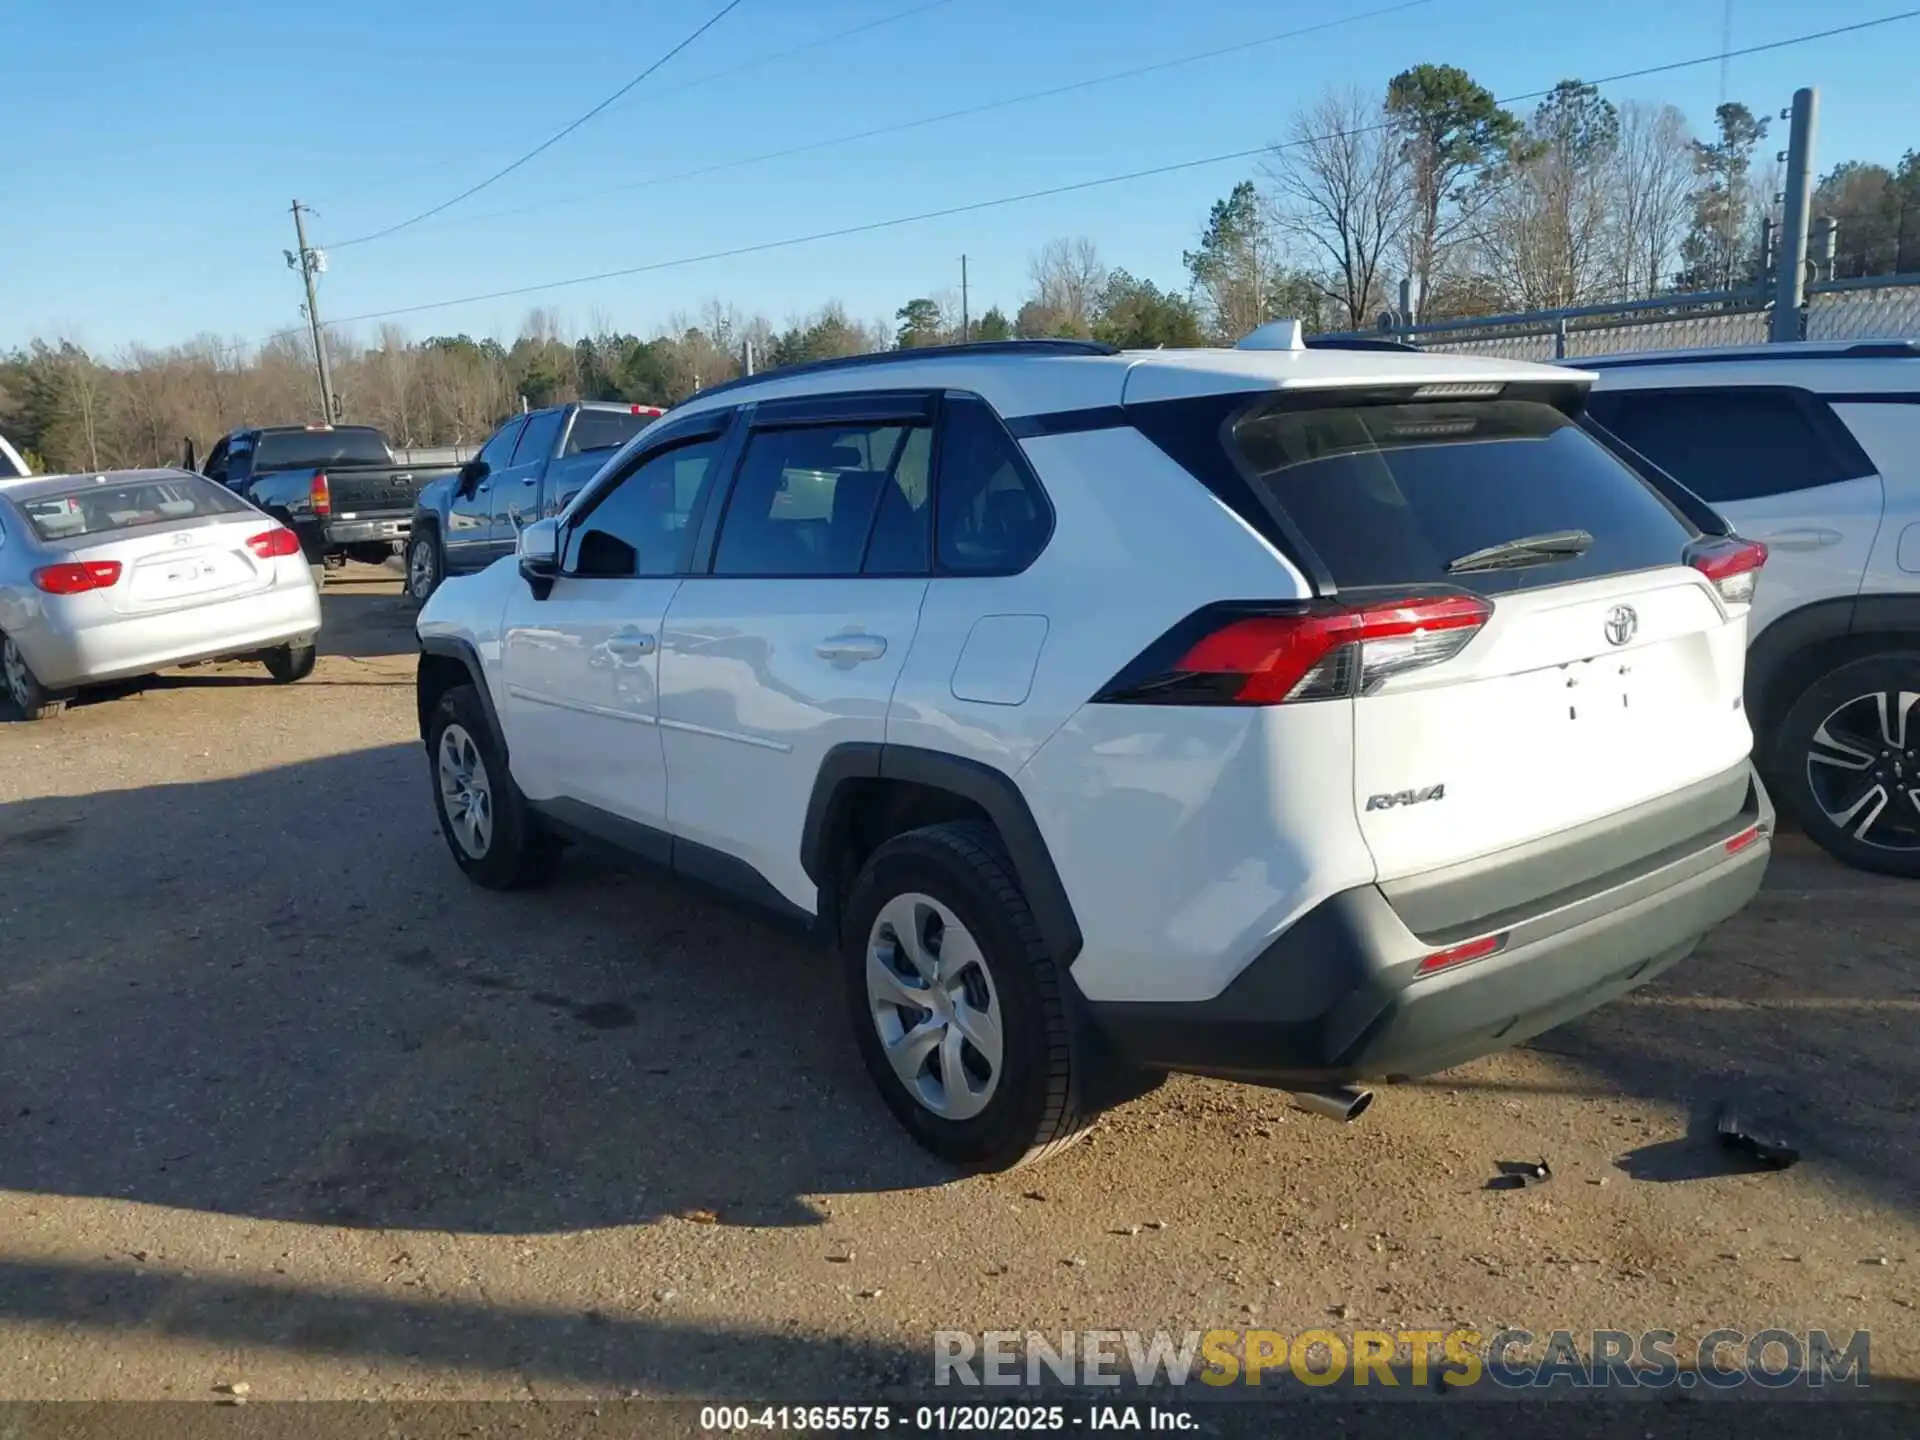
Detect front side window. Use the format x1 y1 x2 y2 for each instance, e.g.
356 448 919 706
712 420 930 578
565 437 723 577
510 410 564 467
476 418 525 472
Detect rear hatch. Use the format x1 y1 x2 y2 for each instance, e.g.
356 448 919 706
1135 386 1760 900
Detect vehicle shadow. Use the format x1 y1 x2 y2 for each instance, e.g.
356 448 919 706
0 744 945 1236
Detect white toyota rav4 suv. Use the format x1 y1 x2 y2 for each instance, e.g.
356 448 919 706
1582 340 1920 877
414 329 1773 1170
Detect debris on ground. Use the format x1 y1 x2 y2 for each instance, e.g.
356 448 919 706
1716 1103 1800 1170
1486 1159 1552 1190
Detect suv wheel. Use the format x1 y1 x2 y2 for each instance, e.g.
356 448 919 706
406 533 443 604
1776 651 1920 878
2 633 71 720
841 821 1095 1170
427 684 562 889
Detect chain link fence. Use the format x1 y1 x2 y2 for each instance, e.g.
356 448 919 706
1321 276 1919 361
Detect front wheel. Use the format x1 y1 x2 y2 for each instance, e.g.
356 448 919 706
2 633 71 720
406 533 442 604
1774 651 1920 878
427 684 562 890
841 821 1097 1171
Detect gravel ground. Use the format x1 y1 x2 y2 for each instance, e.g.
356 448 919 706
1 563 1917 1409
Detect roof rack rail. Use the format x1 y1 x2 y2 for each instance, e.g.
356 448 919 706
685 338 1119 403
1303 335 1424 353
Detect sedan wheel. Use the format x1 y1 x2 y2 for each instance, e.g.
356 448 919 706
2 635 68 721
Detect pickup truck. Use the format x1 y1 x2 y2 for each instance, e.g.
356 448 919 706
194 424 462 582
403 401 663 602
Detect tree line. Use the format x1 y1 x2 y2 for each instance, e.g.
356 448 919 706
4 64 1914 475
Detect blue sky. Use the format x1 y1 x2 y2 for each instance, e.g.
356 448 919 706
3 0 1915 355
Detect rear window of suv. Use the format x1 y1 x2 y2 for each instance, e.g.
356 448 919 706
1227 397 1697 595
16 475 251 541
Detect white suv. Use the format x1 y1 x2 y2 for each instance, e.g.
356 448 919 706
1583 340 1920 877
414 330 1772 1170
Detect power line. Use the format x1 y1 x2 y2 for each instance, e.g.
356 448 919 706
327 0 1433 248
215 7 1913 355
310 10 1920 331
312 0 957 216
330 0 750 249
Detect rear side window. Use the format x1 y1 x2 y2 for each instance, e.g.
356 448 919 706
1582 386 1874 503
1230 398 1695 595
936 396 1051 574
16 475 250 542
565 409 655 457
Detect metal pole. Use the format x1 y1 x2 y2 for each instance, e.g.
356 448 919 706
1398 276 1414 328
289 201 338 421
960 254 970 344
743 340 755 376
1770 87 1818 343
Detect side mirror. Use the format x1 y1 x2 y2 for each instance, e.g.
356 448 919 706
519 517 560 599
459 459 490 495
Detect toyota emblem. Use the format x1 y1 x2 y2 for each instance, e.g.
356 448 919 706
1604 604 1638 647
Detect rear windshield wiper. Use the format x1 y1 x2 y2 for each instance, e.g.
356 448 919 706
1445 529 1594 574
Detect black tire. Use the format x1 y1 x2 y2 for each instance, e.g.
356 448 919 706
1773 650 1920 878
426 683 562 890
405 532 443 604
1 632 71 721
263 642 317 684
841 820 1098 1171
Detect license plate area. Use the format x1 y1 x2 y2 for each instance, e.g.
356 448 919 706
128 549 253 605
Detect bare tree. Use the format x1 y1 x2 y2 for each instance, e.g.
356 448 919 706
1026 237 1107 336
1609 101 1696 296
1474 81 1620 309
1264 87 1412 327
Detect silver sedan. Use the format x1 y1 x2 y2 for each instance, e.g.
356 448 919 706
0 468 323 719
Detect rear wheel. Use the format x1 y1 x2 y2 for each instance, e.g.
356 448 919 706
263 642 317 684
406 532 443 604
841 821 1097 1171
1775 651 1920 878
1 633 70 721
427 684 562 889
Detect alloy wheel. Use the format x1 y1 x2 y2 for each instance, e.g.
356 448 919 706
1806 688 1920 852
865 892 1004 1121
437 722 494 858
408 540 437 601
2 638 31 711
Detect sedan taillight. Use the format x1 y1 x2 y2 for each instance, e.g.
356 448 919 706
247 527 302 559
32 561 122 595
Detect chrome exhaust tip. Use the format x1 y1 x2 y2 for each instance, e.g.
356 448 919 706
1291 1085 1374 1124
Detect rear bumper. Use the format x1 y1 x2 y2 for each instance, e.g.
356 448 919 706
1083 767 1772 1085
22 583 322 690
321 515 410 548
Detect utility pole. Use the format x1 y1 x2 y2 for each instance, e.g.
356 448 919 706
743 339 756 376
960 254 970 344
286 201 339 422
1770 87 1818 343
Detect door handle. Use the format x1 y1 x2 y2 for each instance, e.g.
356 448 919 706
606 628 657 660
1754 526 1843 551
520 476 537 485
816 632 888 665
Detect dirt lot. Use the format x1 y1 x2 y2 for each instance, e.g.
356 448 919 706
2 563 1918 1406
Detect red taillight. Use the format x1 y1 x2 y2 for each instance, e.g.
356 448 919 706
32 560 122 595
1416 932 1507 977
630 404 662 415
1096 594 1493 706
1688 537 1767 607
310 471 332 516
1725 824 1763 855
247 527 301 559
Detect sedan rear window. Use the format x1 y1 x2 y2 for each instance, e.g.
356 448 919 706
16 476 251 542
1229 398 1697 595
